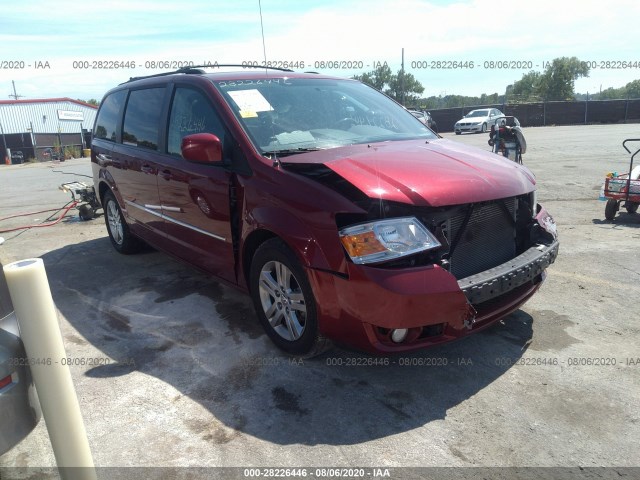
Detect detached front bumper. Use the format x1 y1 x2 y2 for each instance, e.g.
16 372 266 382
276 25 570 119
458 240 559 305
308 221 558 354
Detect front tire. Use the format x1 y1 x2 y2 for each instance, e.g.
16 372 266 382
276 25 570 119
625 202 639 214
103 190 143 254
249 238 329 356
480 123 487 133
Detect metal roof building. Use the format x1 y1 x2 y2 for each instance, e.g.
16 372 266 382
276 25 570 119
0 98 97 163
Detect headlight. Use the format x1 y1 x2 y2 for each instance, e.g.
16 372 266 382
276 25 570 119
339 217 441 265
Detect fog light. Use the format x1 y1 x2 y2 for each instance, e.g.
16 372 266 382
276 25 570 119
391 328 408 343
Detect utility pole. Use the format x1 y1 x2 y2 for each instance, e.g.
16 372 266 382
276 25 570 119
400 48 405 106
0 121 8 164
9 81 24 100
29 121 38 160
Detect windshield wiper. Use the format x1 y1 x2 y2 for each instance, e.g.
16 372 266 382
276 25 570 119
264 147 322 157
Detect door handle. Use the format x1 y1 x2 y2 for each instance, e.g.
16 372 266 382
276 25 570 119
141 165 155 175
96 153 112 166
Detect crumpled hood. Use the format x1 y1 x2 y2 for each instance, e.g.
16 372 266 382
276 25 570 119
283 138 536 207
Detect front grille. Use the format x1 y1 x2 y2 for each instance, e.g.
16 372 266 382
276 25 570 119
446 199 516 279
352 195 531 274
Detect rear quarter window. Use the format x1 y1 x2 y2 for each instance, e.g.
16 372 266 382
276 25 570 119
94 90 127 142
122 88 166 150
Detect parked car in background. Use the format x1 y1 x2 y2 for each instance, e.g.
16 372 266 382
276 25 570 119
0 261 41 455
409 110 438 133
10 151 24 164
92 67 558 355
455 108 504 134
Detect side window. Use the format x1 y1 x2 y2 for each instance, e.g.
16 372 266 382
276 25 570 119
94 90 126 141
122 88 165 150
167 87 225 157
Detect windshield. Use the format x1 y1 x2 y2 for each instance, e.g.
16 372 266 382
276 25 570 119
467 110 489 118
213 77 436 155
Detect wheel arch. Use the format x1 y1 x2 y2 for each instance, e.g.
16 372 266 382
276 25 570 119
95 168 120 206
97 180 111 205
96 177 129 220
242 229 278 290
240 207 342 289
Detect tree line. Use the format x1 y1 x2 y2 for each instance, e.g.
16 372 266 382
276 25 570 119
353 57 640 110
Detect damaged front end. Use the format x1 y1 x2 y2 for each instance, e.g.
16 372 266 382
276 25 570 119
330 193 558 351
283 162 558 353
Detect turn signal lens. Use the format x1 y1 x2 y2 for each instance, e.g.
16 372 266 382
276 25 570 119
340 230 387 258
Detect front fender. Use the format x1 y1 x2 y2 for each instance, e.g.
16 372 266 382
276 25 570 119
246 206 345 273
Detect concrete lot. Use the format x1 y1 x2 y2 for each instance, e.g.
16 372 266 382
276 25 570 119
0 125 639 477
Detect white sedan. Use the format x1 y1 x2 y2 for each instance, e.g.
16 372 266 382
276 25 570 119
454 108 504 134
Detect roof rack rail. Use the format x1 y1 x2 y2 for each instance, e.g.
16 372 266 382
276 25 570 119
122 63 294 84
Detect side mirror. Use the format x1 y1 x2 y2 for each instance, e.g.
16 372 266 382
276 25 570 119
181 133 222 164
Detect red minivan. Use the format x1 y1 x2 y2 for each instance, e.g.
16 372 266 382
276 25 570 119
91 67 558 355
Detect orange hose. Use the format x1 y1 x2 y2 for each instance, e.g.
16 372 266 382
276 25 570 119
0 202 79 233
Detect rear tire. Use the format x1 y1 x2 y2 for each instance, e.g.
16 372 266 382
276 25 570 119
249 238 330 357
605 199 619 220
103 190 143 254
625 202 639 214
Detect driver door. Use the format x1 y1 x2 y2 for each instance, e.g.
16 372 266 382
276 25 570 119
154 85 236 283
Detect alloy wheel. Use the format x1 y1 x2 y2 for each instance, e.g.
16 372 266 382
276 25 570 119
106 200 124 245
258 260 307 341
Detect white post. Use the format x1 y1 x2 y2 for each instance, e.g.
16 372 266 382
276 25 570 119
3 259 96 480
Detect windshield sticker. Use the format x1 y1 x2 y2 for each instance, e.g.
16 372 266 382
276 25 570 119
228 89 273 115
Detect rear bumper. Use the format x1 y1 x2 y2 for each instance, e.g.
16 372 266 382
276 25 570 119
308 239 559 354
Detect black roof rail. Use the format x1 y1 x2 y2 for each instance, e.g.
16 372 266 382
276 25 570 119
121 63 295 84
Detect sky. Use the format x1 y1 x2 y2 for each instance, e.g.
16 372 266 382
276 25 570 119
1 0 639 102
